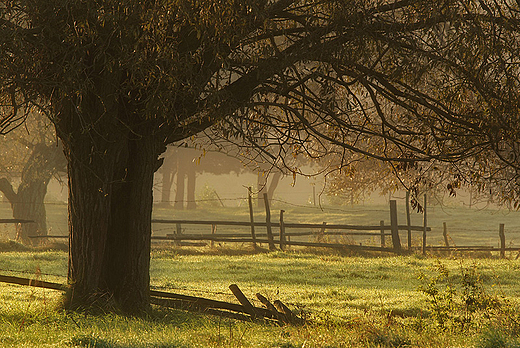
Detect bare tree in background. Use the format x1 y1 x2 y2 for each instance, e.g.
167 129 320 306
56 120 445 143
0 112 66 244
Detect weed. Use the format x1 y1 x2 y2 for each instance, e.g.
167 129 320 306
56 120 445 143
418 260 501 331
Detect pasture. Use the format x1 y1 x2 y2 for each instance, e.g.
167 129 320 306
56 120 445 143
1 202 520 347
1 245 520 347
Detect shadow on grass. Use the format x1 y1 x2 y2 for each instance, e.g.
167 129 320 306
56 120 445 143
70 334 189 348
0 240 68 252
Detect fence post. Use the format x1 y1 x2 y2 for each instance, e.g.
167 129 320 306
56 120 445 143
318 222 327 243
263 193 276 251
380 220 385 248
229 284 258 319
211 224 216 248
443 222 450 256
248 187 257 248
389 200 401 252
279 210 285 251
406 191 412 250
499 223 505 259
422 194 427 255
443 222 449 247
175 223 182 246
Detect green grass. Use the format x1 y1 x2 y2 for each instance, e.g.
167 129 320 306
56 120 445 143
1 245 520 347
1 202 520 346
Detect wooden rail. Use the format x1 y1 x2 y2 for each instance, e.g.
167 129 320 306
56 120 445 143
0 219 35 223
151 219 431 232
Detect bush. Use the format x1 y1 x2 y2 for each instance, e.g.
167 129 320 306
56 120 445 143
418 260 501 331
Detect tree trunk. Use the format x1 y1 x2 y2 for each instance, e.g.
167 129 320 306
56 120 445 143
267 171 282 202
64 132 158 313
173 151 186 210
160 154 176 205
14 181 48 245
186 163 197 210
257 171 267 208
56 85 162 313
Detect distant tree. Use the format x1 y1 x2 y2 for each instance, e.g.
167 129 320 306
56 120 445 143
2 0 520 314
0 112 66 244
159 146 247 209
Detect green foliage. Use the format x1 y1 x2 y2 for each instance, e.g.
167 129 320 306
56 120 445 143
418 260 501 331
195 184 221 208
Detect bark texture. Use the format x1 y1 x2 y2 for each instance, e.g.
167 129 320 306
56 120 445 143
56 82 164 313
63 130 160 312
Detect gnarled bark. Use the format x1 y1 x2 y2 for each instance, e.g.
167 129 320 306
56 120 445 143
63 131 160 312
56 87 163 313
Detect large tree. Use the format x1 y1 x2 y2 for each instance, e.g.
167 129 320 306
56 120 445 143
1 0 519 313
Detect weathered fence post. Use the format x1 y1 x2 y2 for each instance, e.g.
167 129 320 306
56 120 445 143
389 200 401 252
229 284 258 319
499 223 506 259
279 210 286 251
247 187 257 248
443 222 450 248
379 220 386 247
319 222 327 243
263 193 276 251
211 224 216 247
406 191 412 250
175 223 182 246
422 194 427 256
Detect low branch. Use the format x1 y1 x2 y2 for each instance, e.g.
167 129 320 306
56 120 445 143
0 178 17 203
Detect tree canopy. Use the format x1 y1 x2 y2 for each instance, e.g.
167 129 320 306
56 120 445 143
1 0 520 312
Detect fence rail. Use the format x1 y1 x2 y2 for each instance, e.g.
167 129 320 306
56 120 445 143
24 192 518 257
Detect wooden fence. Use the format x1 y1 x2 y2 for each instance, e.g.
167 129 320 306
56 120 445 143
150 194 430 254
31 195 429 254
27 192 520 257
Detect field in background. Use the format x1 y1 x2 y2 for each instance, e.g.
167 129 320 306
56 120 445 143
1 247 520 347
2 198 518 250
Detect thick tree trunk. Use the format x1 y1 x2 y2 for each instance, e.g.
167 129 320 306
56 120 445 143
257 171 267 208
14 181 48 245
257 170 281 207
267 171 282 202
64 133 157 313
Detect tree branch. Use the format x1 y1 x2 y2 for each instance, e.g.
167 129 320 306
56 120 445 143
0 178 17 204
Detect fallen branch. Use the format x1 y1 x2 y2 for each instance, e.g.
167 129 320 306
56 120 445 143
0 274 67 291
0 274 304 325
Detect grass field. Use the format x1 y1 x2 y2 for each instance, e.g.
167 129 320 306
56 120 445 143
1 202 520 346
1 243 520 347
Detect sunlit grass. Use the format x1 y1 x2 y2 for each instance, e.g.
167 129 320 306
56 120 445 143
0 245 519 347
